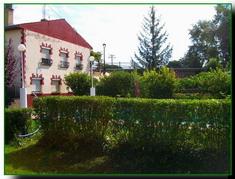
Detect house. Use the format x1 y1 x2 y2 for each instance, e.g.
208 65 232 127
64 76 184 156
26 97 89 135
5 6 92 107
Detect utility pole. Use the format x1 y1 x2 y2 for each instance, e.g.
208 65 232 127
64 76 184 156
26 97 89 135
103 43 106 75
42 4 46 20
109 54 116 65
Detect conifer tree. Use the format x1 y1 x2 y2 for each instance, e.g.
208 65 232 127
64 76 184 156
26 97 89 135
133 6 172 70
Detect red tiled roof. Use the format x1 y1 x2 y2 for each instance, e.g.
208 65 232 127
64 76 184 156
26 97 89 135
13 19 92 49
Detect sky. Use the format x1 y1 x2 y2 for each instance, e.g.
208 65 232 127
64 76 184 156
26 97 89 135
13 4 217 64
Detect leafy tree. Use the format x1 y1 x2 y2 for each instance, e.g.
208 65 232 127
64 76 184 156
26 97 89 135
133 6 172 70
181 5 231 68
213 4 231 68
90 51 102 72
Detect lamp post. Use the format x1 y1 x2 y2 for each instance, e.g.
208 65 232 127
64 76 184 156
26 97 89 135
18 44 27 108
103 43 106 75
89 56 95 96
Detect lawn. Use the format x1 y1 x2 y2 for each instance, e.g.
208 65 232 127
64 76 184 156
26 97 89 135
5 138 113 174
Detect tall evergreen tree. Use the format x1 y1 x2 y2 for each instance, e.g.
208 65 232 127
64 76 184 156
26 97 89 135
133 6 172 70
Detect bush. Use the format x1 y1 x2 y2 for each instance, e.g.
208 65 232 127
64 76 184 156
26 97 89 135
176 68 231 98
96 71 137 97
140 67 176 98
5 108 33 144
33 96 230 152
204 58 222 71
64 72 91 95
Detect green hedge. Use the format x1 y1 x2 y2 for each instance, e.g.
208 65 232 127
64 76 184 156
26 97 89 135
176 68 231 98
33 96 230 152
5 108 33 144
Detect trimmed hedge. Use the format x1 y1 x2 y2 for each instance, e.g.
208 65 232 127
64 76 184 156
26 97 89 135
5 108 33 144
33 96 230 153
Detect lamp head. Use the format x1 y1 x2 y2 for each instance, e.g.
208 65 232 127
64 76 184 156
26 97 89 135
89 56 95 62
18 44 26 52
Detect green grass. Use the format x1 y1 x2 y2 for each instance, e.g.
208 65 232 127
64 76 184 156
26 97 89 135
5 140 113 174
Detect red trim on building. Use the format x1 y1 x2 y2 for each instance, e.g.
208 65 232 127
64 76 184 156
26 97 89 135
59 47 69 58
50 75 62 85
30 73 44 85
27 93 74 107
74 51 83 61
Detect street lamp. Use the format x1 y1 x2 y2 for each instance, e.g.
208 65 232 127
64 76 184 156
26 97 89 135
103 43 106 75
89 56 95 96
18 44 27 108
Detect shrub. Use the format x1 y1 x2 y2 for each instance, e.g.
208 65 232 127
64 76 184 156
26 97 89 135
140 67 176 98
96 71 137 97
64 72 91 95
176 68 231 98
33 96 230 152
5 108 33 144
204 58 222 71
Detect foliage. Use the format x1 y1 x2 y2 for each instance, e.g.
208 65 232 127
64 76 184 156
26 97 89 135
5 38 18 88
173 93 214 99
176 68 231 98
33 96 230 169
167 60 183 68
213 4 231 67
204 58 222 70
90 51 102 71
133 6 172 70
64 72 91 96
5 108 33 144
96 71 136 97
181 5 231 68
140 67 176 98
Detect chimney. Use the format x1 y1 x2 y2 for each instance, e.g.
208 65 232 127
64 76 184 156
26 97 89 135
4 4 14 26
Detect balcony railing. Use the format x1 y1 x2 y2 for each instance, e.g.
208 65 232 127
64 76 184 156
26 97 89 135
60 61 69 68
41 58 52 66
75 63 83 70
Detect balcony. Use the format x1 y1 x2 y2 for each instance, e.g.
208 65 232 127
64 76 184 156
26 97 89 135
75 63 83 70
60 61 69 68
41 58 52 66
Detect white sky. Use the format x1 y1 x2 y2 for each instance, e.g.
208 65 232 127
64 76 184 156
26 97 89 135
12 4 217 64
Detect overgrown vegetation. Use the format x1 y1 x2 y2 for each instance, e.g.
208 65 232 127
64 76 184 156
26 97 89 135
176 68 231 98
5 108 33 144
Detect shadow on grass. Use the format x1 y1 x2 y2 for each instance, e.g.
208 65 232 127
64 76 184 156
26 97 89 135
5 142 229 175
5 142 113 174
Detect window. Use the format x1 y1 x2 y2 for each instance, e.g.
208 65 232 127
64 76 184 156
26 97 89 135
75 55 83 70
51 80 60 93
32 79 41 92
41 48 52 66
41 48 50 59
60 52 69 68
76 56 81 64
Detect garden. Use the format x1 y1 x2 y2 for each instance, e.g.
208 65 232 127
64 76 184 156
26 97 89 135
5 67 231 174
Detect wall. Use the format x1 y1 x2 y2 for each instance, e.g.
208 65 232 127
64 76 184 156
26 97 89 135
24 29 91 94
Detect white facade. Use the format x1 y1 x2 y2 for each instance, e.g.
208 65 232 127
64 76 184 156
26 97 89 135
5 27 91 104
